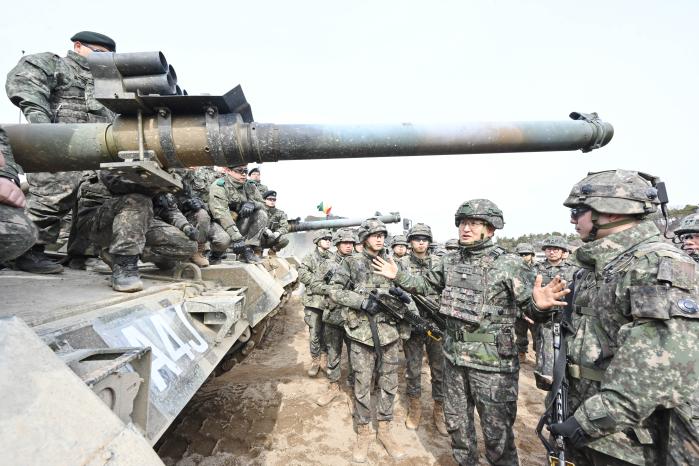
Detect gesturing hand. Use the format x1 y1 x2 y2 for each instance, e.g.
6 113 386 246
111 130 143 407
0 177 26 208
532 274 570 311
372 256 398 280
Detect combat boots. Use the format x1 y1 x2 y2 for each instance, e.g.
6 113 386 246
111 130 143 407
308 356 321 377
190 243 209 268
352 423 374 463
316 382 341 407
209 250 224 265
433 400 448 436
377 420 406 460
15 245 63 274
405 396 422 430
240 246 261 264
111 254 143 293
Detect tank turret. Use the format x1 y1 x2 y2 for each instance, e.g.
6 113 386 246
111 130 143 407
288 212 401 233
3 51 613 184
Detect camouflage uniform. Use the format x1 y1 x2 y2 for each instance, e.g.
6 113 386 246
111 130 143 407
532 238 577 389
208 175 268 247
0 127 37 262
309 229 356 385
513 243 537 355
329 247 404 425
6 50 115 249
298 230 332 360
398 252 445 403
169 168 230 255
536 170 699 466
75 172 196 266
393 200 533 466
261 205 289 252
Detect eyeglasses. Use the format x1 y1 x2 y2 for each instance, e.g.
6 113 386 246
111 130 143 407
82 43 110 53
570 206 591 220
411 236 430 242
460 219 486 228
232 168 248 175
680 233 698 241
266 198 277 202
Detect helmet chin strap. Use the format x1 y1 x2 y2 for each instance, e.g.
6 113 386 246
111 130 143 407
586 210 638 242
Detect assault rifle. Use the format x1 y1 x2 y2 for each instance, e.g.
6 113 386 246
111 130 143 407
368 288 443 341
410 294 447 331
536 274 576 466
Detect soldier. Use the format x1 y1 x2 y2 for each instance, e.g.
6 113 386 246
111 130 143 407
170 167 231 267
208 164 267 263
354 227 366 254
373 200 535 466
74 172 197 292
6 31 116 274
0 127 37 264
674 212 699 263
532 170 699 466
313 228 356 406
514 243 537 363
390 234 409 260
532 235 577 390
398 223 448 436
260 190 289 255
298 229 333 377
329 219 406 462
247 167 268 196
445 238 460 251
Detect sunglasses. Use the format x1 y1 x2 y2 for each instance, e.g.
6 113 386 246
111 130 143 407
570 206 591 220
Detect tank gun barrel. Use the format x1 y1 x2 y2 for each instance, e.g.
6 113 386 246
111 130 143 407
288 212 401 233
4 113 613 173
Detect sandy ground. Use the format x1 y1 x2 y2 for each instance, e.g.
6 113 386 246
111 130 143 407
157 298 547 466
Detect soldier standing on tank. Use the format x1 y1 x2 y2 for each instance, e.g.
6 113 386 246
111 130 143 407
373 200 539 466
0 127 37 265
674 212 699 263
390 234 409 260
260 190 289 255
313 228 357 406
531 170 699 466
329 219 407 462
532 235 577 390
513 243 537 363
298 229 332 377
398 223 449 436
208 164 267 264
5 31 116 274
169 167 231 268
247 167 268 196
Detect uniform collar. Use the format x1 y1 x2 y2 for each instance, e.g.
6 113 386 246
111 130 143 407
575 220 660 274
409 253 431 266
66 50 90 70
459 237 495 258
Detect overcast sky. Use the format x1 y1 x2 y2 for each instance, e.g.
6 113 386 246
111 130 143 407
1 1 697 241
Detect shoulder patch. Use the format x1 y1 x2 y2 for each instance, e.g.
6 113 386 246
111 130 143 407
215 178 225 186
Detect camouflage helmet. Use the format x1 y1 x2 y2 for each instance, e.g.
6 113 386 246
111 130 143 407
391 234 409 247
358 218 387 242
515 243 535 255
454 199 504 229
540 235 568 251
407 223 433 242
674 213 699 236
332 228 357 245
312 229 332 244
445 239 460 250
563 169 661 216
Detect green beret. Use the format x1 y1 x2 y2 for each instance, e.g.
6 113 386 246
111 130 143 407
249 167 260 175
263 190 277 199
70 31 116 51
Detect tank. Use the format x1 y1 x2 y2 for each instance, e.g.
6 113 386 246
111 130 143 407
0 51 615 465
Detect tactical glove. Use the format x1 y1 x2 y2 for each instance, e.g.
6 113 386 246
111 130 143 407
182 197 205 212
360 294 381 315
389 287 411 304
239 201 256 218
182 224 198 241
548 416 589 448
231 240 247 254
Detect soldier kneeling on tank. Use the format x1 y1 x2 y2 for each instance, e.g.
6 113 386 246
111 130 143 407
260 190 289 255
674 212 699 263
0 127 37 266
208 164 265 264
75 171 197 292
